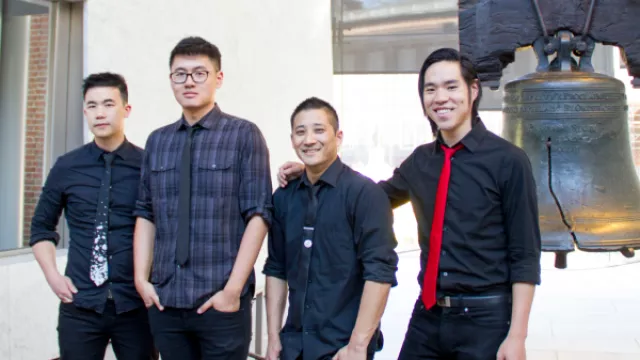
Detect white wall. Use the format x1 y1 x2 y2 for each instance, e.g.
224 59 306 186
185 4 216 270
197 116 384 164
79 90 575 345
0 0 333 358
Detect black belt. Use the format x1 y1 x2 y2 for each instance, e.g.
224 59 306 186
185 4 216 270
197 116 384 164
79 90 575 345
436 294 511 308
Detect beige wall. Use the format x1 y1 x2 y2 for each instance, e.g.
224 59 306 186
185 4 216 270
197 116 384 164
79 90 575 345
0 0 332 358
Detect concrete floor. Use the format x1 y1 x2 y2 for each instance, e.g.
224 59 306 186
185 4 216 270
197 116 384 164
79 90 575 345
105 250 640 360
377 250 640 360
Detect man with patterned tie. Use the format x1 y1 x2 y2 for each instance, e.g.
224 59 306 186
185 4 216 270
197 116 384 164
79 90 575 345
277 48 542 360
30 73 157 360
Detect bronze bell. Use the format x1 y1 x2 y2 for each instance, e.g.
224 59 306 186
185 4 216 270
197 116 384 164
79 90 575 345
501 32 640 268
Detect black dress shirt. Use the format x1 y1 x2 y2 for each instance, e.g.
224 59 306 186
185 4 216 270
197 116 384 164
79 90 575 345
30 139 144 314
135 105 273 309
264 157 399 360
379 120 541 295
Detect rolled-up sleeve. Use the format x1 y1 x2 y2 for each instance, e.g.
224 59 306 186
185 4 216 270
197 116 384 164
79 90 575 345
263 190 287 280
133 135 154 222
501 150 542 285
239 122 273 226
355 183 399 286
30 158 66 246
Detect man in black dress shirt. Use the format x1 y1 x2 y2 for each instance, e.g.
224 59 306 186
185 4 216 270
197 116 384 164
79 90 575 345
30 72 156 360
278 48 541 359
264 97 399 360
133 36 273 360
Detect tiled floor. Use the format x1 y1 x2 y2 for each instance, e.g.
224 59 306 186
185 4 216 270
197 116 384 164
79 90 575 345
105 250 640 360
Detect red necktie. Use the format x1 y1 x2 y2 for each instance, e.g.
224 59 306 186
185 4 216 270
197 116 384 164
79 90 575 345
422 143 463 309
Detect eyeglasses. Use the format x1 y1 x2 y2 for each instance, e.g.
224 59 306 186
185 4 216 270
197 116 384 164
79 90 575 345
170 70 210 84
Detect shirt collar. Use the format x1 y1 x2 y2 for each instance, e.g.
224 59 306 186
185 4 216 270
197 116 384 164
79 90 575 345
296 156 344 190
435 116 488 153
89 137 136 161
174 104 223 132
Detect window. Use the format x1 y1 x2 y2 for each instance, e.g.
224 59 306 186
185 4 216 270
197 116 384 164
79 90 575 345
332 0 462 251
0 0 84 253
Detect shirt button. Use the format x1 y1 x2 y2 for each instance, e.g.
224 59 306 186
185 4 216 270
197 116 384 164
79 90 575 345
443 226 448 232
441 250 446 256
109 255 113 260
443 272 448 277
305 304 310 309
304 239 313 248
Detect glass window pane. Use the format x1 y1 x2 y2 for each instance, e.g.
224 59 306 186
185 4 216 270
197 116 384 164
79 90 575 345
0 0 50 251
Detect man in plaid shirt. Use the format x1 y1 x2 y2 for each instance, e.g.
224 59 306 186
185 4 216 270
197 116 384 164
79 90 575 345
133 36 273 360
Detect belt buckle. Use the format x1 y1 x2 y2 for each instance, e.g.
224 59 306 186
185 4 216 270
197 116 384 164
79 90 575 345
438 296 451 307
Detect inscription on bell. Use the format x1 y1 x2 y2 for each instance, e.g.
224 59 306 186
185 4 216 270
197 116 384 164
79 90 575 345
503 103 626 114
504 90 625 103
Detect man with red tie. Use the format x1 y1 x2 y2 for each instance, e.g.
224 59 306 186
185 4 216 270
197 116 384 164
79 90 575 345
277 48 541 359
383 48 541 360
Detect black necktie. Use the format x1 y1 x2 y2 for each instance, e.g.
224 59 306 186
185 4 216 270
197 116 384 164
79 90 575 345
90 152 114 286
176 125 198 266
291 183 320 328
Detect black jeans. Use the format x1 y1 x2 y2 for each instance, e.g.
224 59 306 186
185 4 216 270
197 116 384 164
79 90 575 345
57 300 157 360
398 297 511 360
147 293 252 360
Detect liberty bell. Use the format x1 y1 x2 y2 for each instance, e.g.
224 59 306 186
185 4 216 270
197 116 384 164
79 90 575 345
502 31 640 268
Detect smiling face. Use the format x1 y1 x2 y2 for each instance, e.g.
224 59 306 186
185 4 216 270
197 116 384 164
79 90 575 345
422 60 478 139
291 108 343 173
83 86 130 141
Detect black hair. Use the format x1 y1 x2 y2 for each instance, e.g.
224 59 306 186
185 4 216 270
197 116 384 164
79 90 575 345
82 72 128 103
417 48 482 135
169 36 222 70
290 97 340 132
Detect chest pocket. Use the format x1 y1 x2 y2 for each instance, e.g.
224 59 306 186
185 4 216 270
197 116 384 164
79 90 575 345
149 156 178 204
195 154 236 198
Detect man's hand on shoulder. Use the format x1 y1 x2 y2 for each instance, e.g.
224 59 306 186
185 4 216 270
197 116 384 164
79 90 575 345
277 161 305 187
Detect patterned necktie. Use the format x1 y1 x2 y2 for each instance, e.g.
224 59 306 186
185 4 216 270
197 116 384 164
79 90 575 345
422 143 463 309
90 152 114 286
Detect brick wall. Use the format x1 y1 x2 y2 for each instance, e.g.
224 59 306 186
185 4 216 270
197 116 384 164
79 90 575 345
23 14 50 246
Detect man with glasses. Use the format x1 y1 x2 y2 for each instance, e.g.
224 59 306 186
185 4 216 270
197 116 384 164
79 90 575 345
133 36 273 360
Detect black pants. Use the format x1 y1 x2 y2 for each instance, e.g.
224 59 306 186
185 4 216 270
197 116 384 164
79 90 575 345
147 293 252 360
57 300 157 360
398 297 511 360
